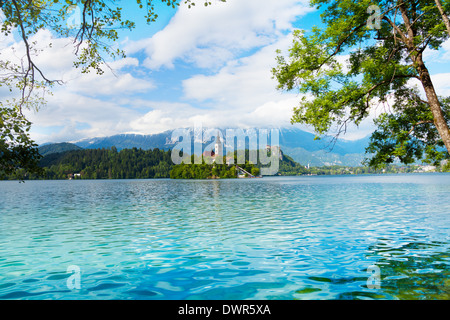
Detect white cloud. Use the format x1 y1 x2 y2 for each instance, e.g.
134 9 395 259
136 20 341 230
182 34 296 109
10 23 136 142
0 29 78 80
1 28 156 143
424 38 450 63
0 29 155 97
407 71 450 99
62 60 155 97
3 1 379 143
26 92 142 143
127 32 371 139
129 100 294 135
431 73 450 97
125 0 312 70
115 1 316 137
126 91 299 135
244 98 297 127
129 101 201 134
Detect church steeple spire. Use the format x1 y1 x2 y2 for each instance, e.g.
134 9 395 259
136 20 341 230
216 130 221 143
215 130 223 159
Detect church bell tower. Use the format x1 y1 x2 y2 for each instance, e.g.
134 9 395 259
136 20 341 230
215 131 223 158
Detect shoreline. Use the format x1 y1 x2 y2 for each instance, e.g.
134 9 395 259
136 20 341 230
2 171 449 182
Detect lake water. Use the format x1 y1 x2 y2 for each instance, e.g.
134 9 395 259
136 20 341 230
0 174 449 300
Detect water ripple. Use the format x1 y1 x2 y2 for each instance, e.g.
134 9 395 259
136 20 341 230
0 174 449 299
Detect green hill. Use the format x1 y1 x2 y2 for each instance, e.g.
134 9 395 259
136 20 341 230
34 147 173 179
38 143 83 157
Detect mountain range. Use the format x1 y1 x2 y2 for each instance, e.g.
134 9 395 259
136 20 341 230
41 127 371 167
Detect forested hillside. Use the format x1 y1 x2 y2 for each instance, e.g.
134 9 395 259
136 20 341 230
34 147 173 180
4 145 428 181
38 143 83 157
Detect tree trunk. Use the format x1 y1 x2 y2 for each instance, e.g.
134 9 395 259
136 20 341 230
434 0 450 36
416 55 450 155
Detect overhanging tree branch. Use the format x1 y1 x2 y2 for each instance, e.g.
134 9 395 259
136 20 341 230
316 22 367 71
274 0 450 165
408 120 434 135
435 0 450 36
11 0 63 112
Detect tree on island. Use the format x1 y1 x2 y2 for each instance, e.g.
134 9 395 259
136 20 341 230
0 0 225 179
272 0 450 168
170 155 248 180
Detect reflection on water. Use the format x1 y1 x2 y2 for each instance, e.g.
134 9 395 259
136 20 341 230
363 237 450 300
301 236 450 300
0 174 449 300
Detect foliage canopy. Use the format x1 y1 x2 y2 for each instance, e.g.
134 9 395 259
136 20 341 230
273 0 450 168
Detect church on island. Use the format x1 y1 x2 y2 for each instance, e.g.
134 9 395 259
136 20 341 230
202 131 224 162
170 130 265 179
201 131 260 178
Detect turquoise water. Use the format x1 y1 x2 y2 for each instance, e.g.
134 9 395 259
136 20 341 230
0 174 449 300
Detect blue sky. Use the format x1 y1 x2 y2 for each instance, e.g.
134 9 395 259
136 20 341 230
1 0 450 144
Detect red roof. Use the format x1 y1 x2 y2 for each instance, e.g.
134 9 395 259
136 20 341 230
203 150 215 157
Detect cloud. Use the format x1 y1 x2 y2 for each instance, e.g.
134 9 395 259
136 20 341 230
128 101 201 134
1 29 156 143
128 100 294 134
0 29 155 97
431 73 450 97
0 30 155 143
4 1 378 143
116 1 317 137
182 34 296 109
125 0 312 70
424 38 450 63
407 71 450 99
61 57 155 97
128 32 372 139
26 91 142 143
